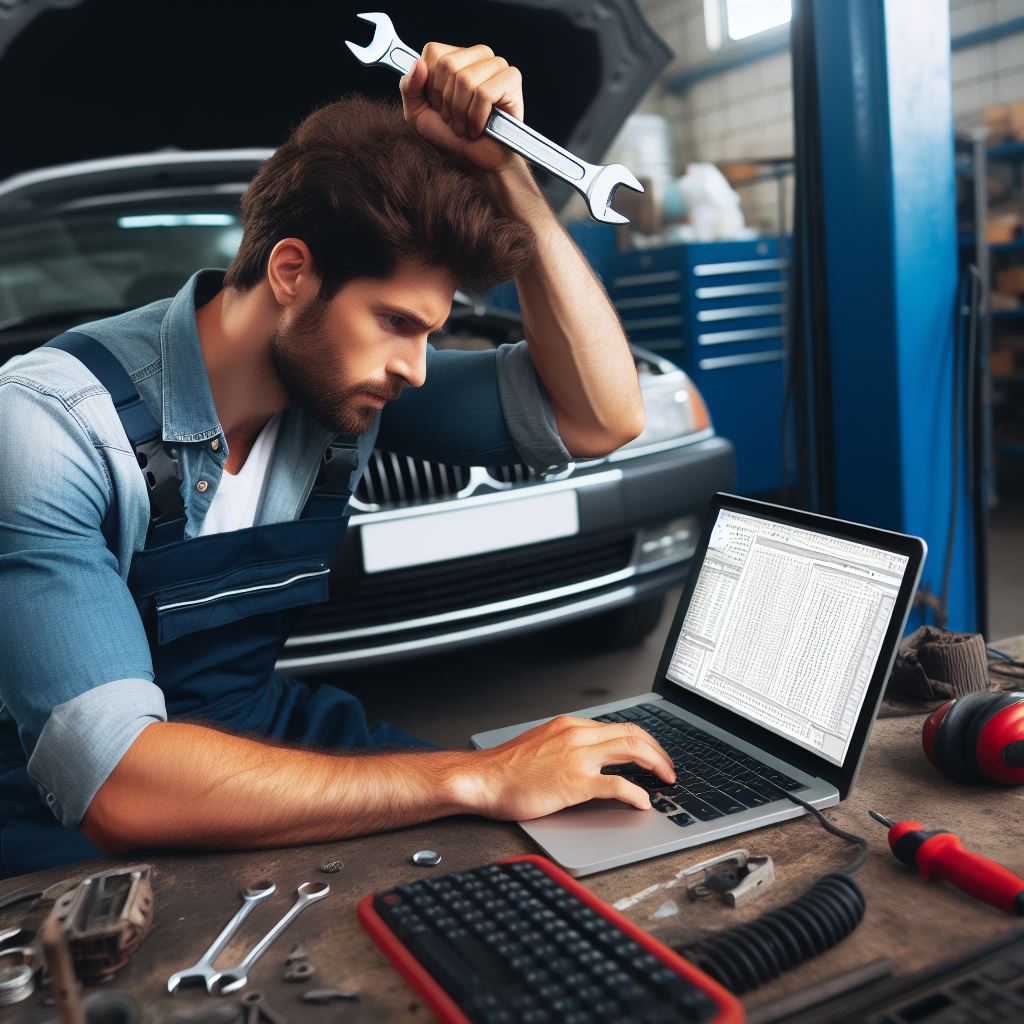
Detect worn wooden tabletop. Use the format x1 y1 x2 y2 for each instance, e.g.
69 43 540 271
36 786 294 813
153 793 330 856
2 708 1023 1022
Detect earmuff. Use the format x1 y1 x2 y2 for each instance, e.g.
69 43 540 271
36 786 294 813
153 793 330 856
923 690 1024 784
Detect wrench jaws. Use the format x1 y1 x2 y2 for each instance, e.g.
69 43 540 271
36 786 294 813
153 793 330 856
345 12 418 75
345 11 645 225
166 880 276 995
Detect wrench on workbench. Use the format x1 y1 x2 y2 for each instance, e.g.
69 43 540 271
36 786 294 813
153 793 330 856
212 882 330 996
345 11 645 225
167 880 276 995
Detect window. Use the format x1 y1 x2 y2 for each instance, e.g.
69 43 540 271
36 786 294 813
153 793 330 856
705 0 792 51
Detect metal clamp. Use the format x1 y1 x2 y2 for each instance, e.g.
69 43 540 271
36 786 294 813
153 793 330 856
682 848 775 908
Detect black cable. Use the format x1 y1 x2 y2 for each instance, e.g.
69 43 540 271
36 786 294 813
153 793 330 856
986 647 1024 678
674 791 869 995
782 790 869 874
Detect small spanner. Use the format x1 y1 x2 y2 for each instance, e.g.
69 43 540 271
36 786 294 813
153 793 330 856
240 991 285 1024
212 882 330 996
345 11 644 225
167 880 276 995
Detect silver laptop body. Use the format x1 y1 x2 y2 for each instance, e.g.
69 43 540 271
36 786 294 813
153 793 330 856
473 493 927 877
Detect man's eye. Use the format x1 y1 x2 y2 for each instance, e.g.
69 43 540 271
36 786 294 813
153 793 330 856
385 315 406 330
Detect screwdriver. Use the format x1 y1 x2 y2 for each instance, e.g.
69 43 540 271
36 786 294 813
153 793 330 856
869 810 1024 915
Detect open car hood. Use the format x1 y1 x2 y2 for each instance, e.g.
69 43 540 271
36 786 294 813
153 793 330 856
0 0 671 212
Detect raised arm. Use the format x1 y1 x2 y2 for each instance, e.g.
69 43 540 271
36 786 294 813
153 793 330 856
400 44 645 459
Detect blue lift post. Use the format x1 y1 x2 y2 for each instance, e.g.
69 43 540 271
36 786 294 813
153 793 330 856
810 0 978 632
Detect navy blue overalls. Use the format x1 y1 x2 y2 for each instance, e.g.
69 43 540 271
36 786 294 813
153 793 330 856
0 332 429 876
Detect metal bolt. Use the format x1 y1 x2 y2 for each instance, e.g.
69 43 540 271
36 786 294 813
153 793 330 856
319 860 344 874
412 850 441 867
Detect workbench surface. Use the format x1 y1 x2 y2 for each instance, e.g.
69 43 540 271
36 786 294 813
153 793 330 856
2 709 1023 1022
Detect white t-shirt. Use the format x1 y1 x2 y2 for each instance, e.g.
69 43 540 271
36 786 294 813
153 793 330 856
198 412 283 536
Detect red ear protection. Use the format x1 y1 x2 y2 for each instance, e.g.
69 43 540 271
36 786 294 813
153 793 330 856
923 691 1024 785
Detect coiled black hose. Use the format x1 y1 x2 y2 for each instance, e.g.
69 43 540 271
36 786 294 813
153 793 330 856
675 871 866 995
674 791 869 995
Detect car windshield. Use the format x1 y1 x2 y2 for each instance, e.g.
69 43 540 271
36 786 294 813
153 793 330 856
0 196 244 329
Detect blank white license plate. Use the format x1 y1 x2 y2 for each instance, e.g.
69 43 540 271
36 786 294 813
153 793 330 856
361 490 580 574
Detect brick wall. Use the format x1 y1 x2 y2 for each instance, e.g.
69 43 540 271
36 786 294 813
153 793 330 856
574 1 1023 234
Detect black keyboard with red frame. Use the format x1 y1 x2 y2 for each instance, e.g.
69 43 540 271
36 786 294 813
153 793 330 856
358 854 744 1023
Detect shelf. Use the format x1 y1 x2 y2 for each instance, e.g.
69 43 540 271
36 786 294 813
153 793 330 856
989 140 1024 161
991 239 1024 252
957 238 1024 251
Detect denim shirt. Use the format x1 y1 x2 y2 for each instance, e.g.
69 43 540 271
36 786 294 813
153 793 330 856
0 269 569 829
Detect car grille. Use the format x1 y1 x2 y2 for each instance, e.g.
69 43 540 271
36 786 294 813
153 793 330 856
354 451 539 508
293 531 636 636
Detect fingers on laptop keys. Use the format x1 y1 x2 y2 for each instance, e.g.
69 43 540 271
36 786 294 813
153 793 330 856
591 723 675 809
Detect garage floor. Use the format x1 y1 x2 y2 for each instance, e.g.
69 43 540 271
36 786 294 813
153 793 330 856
338 500 1024 748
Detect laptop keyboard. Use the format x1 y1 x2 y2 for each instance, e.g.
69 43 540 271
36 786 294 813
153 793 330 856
595 702 806 828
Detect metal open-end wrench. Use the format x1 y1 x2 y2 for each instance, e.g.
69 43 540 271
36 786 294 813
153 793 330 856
166 880 276 995
212 882 330 996
345 11 644 225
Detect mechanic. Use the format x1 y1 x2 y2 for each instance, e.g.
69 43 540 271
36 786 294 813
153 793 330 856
0 44 676 877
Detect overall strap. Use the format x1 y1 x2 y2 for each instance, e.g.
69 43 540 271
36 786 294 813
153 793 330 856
303 440 361 520
45 332 186 545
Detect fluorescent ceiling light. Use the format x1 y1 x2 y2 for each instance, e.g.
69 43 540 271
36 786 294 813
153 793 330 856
118 214 236 228
727 0 791 41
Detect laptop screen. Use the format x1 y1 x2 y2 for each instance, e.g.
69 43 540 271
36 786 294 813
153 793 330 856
664 507 911 767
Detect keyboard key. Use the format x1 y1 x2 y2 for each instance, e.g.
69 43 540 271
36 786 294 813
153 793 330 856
680 799 724 821
703 792 747 815
748 780 783 799
669 812 694 827
721 784 767 807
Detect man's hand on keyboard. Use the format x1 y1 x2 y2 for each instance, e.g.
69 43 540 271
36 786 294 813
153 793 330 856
463 716 676 820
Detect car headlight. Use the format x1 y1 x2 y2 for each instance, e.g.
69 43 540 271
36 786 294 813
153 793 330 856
621 371 711 450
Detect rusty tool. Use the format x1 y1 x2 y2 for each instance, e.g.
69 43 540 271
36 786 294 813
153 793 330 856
40 917 85 1024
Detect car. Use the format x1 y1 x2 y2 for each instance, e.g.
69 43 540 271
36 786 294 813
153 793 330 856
0 151 734 669
0 0 735 671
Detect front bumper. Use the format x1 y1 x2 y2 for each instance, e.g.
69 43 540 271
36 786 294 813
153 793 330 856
278 434 735 673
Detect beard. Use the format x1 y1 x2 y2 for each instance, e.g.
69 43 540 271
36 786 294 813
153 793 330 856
269 299 403 436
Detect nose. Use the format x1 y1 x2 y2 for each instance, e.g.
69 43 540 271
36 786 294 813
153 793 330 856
389 337 428 390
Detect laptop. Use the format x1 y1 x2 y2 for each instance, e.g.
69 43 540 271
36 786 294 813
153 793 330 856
472 492 926 877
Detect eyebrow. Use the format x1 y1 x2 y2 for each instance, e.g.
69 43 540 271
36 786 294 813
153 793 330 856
379 304 442 332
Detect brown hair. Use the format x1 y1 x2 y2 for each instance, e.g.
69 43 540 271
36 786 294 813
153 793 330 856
224 96 534 297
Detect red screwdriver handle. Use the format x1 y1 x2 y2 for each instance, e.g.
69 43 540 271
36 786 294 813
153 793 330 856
916 833 1024 914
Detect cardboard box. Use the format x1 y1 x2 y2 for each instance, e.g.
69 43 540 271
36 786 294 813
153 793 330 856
611 176 661 236
991 291 1022 313
1011 100 1024 142
986 215 1020 245
984 104 1011 143
996 266 1024 295
990 349 1016 377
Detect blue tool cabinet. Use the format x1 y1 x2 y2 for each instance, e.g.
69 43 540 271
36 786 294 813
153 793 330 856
606 238 791 495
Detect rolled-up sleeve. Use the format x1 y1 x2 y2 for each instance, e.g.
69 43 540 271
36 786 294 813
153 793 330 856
494 341 572 474
377 342 571 473
0 379 164 827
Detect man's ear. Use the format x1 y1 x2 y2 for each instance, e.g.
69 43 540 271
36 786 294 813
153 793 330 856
266 238 319 309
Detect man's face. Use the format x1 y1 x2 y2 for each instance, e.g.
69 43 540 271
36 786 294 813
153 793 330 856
269 260 456 436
